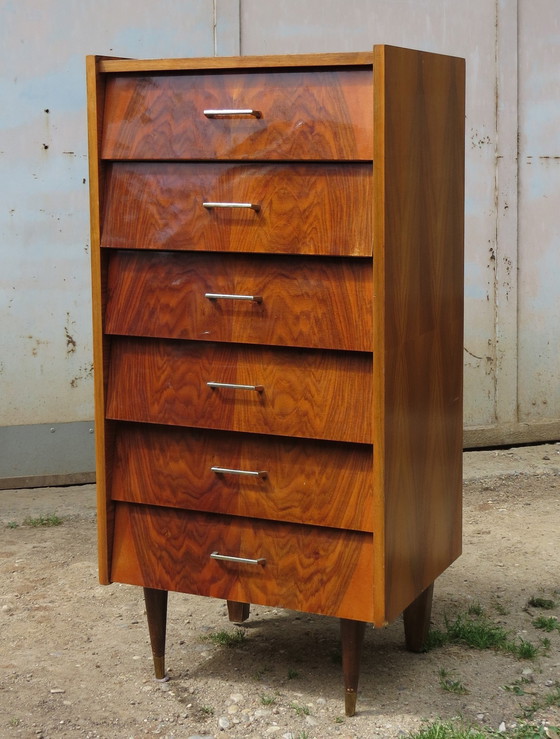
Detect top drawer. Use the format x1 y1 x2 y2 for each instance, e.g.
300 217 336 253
101 68 373 161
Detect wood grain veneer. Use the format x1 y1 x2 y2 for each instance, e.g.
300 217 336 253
110 423 373 531
372 46 464 623
111 503 374 621
101 69 373 160
101 162 372 256
106 338 373 444
105 251 373 351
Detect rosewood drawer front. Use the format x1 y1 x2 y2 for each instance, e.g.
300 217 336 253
105 250 373 351
106 338 373 444
101 68 373 161
101 162 372 256
110 424 373 531
111 502 374 621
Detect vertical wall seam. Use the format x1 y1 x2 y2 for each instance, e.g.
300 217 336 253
495 0 520 426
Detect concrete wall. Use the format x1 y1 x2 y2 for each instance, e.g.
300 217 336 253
1 0 558 485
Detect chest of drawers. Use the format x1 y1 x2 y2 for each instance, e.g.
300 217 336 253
87 46 465 715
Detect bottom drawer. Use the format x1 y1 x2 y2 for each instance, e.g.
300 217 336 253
111 503 374 621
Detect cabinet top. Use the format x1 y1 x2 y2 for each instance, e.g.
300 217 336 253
91 51 375 74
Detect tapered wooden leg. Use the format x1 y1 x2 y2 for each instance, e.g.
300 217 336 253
227 600 250 623
403 582 434 652
340 618 367 717
143 587 169 681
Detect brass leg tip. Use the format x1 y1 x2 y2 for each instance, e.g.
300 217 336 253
345 689 357 717
153 655 168 682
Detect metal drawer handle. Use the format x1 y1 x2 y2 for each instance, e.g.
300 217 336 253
204 109 262 119
203 201 261 212
211 551 266 566
207 381 264 392
211 466 268 480
205 292 263 304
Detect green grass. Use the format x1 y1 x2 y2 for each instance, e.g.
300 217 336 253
407 719 487 738
260 694 276 706
519 681 560 719
6 521 19 529
289 702 310 716
527 597 557 610
22 513 63 527
438 668 469 694
532 616 559 633
407 719 560 738
425 608 541 659
203 628 246 648
287 668 300 680
467 602 484 617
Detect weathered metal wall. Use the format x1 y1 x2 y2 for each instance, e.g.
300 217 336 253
1 0 558 484
0 0 239 485
517 0 560 431
239 0 501 439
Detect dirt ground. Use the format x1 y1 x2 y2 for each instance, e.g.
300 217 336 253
1 444 559 739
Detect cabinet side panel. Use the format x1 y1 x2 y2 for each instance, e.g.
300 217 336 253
373 46 465 622
86 56 114 584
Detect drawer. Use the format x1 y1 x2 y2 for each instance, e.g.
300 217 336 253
110 502 374 621
105 251 373 351
111 423 373 532
106 338 373 444
101 68 373 160
101 162 372 256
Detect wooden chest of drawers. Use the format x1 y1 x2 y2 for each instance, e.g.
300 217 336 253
87 46 465 715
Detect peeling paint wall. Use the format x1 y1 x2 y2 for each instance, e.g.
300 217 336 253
1 0 559 477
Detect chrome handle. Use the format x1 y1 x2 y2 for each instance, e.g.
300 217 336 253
203 201 261 212
205 292 263 304
204 109 262 119
207 381 264 392
211 466 268 480
210 551 266 566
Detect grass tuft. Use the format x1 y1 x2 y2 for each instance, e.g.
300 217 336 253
290 701 310 716
22 513 63 527
438 668 468 694
203 628 246 648
527 596 557 610
425 610 541 659
532 616 559 633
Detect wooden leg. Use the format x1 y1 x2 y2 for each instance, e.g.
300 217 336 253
226 600 250 623
143 587 169 681
403 582 434 652
340 618 367 717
